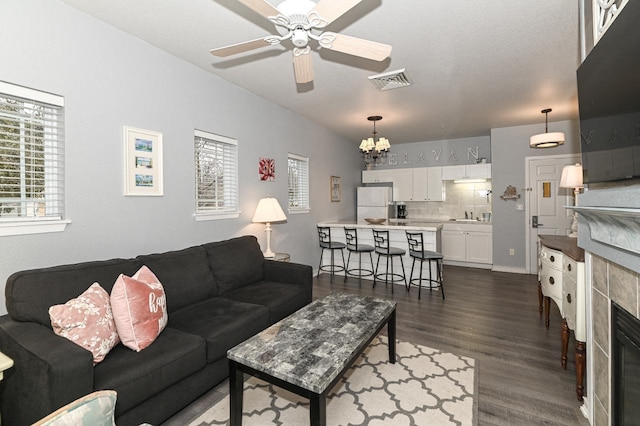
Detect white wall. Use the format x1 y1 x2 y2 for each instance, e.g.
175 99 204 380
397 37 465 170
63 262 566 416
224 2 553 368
0 0 361 314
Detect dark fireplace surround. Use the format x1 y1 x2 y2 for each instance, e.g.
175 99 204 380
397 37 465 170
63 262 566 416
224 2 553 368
611 302 640 425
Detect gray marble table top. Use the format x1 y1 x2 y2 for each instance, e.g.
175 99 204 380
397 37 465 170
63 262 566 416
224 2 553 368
227 292 396 394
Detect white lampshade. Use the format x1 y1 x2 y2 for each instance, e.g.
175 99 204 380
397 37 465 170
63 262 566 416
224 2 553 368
559 164 584 189
529 131 565 148
252 197 286 223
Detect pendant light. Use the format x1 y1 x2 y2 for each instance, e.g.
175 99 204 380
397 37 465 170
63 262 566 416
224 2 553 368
530 108 565 148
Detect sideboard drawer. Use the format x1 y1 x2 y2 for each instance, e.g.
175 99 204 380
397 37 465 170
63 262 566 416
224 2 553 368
541 246 563 271
563 275 577 331
541 265 563 314
563 256 578 282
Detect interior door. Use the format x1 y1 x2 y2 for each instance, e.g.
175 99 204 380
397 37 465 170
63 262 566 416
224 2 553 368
526 155 579 273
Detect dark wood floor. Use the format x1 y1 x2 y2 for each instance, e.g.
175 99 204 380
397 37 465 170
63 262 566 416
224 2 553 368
314 267 589 426
165 266 589 425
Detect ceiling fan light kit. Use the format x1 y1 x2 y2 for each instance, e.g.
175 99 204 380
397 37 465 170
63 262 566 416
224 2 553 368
530 108 565 148
210 0 392 84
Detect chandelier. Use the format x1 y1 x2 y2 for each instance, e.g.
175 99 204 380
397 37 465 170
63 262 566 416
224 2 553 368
359 115 390 169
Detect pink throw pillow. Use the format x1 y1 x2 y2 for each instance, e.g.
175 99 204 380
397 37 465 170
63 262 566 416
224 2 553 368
111 266 168 351
49 283 120 364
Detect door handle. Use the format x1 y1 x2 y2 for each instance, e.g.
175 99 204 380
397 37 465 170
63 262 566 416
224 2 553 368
532 216 544 228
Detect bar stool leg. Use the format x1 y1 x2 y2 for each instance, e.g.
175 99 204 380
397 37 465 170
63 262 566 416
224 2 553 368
330 249 335 283
390 256 394 294
373 255 381 287
408 258 416 292
344 251 352 283
418 259 423 300
399 256 406 287
340 249 346 280
439 259 445 300
429 259 433 293
318 248 324 277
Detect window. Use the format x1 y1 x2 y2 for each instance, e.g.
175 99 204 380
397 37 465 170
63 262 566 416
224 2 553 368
288 153 309 213
0 81 67 235
194 130 239 220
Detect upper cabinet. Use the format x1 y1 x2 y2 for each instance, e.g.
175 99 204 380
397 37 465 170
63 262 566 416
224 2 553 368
442 164 491 180
375 167 444 202
412 167 444 201
391 169 413 201
362 167 445 202
362 169 393 183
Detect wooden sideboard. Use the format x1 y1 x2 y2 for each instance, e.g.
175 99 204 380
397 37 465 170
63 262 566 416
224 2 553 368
538 235 586 402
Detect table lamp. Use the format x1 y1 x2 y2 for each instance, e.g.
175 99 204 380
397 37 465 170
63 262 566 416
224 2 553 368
252 197 287 258
559 163 583 238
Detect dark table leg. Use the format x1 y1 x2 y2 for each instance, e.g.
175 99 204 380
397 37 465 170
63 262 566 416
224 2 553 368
576 341 586 402
388 308 396 364
538 282 543 315
561 318 569 370
229 360 243 426
544 297 551 329
310 392 326 426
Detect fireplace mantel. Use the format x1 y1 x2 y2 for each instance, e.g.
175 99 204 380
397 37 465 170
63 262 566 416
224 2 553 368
569 206 640 255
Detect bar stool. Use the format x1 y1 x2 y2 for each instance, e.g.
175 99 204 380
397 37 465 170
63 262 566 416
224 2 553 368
372 229 406 294
317 226 346 283
406 231 445 300
344 227 374 284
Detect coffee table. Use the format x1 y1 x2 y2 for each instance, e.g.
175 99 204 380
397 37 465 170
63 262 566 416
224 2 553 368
227 292 396 426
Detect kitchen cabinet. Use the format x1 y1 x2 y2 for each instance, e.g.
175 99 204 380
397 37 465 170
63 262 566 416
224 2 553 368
412 167 444 201
391 169 413 201
442 163 491 180
442 223 492 267
387 167 444 202
361 169 393 183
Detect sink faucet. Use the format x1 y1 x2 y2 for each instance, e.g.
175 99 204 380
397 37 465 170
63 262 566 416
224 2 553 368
464 211 468 219
470 212 473 220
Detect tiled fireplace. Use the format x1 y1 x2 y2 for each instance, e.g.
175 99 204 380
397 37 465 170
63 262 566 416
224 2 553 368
576 185 640 426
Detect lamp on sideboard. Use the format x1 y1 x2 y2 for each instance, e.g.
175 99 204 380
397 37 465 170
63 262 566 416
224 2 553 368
559 163 584 238
252 197 287 258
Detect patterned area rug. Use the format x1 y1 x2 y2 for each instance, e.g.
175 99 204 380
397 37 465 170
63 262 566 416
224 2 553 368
189 336 477 426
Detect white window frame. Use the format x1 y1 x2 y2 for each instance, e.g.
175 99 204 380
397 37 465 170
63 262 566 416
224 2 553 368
194 129 240 221
0 81 69 236
288 153 310 214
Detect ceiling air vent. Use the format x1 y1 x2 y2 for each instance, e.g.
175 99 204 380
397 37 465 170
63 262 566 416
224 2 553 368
368 68 412 91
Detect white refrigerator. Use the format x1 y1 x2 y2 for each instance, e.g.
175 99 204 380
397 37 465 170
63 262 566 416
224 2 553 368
357 187 392 222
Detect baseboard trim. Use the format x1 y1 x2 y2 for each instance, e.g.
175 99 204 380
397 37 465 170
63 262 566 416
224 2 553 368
491 265 529 274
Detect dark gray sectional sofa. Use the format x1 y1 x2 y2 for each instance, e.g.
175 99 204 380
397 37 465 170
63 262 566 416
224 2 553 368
0 235 312 425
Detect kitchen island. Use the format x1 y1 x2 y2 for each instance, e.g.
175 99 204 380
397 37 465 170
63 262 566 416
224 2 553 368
317 221 442 289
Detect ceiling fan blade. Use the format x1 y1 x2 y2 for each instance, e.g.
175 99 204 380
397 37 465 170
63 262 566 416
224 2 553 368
235 0 280 19
210 38 272 57
312 0 362 27
319 32 392 61
293 49 314 84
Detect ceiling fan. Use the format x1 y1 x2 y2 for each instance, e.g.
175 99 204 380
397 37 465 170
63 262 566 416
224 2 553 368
210 0 392 84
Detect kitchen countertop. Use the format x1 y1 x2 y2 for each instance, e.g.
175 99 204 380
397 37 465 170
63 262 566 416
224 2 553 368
319 220 443 231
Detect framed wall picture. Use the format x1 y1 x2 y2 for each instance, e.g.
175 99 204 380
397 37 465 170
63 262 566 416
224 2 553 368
124 126 163 196
330 176 341 202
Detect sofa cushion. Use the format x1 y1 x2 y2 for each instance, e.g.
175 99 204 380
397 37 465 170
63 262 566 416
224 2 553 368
222 280 309 323
93 327 206 416
111 266 168 352
48 283 120 364
6 259 143 326
169 297 270 362
202 236 265 294
137 246 217 312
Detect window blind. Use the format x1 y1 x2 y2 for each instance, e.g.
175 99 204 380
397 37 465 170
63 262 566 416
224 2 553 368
0 82 65 220
288 153 309 210
194 130 238 214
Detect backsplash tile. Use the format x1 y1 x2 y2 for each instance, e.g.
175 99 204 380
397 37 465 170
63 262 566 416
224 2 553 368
405 181 492 220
